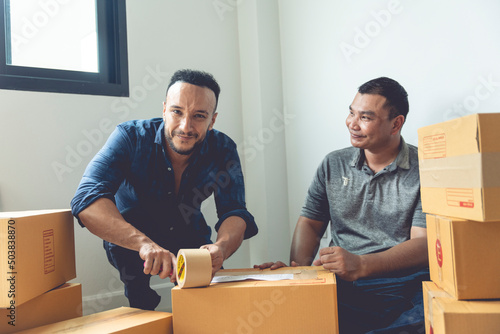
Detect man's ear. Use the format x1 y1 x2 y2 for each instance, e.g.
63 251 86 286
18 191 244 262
209 112 218 131
391 115 405 135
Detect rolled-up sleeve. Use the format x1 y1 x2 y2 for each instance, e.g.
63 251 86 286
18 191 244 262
70 126 132 226
213 143 257 240
411 196 426 228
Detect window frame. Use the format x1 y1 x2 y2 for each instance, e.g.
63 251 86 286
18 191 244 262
0 0 129 97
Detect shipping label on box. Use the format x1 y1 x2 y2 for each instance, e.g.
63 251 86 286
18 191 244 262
423 281 500 334
418 113 500 221
172 266 338 334
0 283 82 334
426 214 500 300
15 307 173 334
0 209 76 307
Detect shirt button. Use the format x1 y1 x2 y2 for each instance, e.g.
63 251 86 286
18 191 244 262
167 167 172 171
169 227 174 231
167 191 172 195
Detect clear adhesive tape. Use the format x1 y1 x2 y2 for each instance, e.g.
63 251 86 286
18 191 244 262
176 248 212 288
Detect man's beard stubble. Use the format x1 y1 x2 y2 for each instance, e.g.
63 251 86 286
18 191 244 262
165 130 204 156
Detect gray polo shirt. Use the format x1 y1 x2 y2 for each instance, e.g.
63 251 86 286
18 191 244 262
301 138 425 255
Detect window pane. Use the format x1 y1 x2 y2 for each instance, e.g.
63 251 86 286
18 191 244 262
8 0 98 72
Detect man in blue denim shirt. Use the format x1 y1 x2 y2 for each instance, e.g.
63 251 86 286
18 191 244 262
71 69 257 310
257 77 428 333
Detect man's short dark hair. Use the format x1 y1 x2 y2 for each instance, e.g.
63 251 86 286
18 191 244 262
358 77 409 120
167 69 221 112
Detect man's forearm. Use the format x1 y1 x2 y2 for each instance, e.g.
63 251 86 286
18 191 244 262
290 217 327 266
360 236 428 278
214 216 247 260
78 197 152 252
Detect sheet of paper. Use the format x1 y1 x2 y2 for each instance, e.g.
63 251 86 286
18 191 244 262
211 273 294 283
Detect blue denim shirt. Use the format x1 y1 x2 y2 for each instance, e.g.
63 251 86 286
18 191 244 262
71 118 257 248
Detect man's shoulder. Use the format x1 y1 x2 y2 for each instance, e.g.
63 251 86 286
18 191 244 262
206 129 237 150
312 147 357 173
405 142 420 165
406 142 418 153
324 146 357 162
116 118 162 137
117 118 162 130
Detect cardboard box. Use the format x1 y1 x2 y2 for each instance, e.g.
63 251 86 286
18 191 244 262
0 209 76 307
423 281 500 334
0 283 82 333
418 113 500 221
15 307 173 333
426 214 500 299
172 266 338 334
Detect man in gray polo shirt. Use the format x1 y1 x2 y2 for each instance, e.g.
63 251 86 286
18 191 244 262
257 77 429 333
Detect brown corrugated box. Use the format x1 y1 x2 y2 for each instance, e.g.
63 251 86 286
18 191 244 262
418 113 500 221
15 307 173 333
172 266 338 334
423 281 500 334
0 209 76 307
0 283 82 333
426 214 500 299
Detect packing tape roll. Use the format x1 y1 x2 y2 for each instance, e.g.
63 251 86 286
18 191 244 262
176 248 212 288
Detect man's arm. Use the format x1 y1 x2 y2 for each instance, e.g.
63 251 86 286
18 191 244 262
314 226 428 281
78 197 177 281
291 216 329 265
201 216 247 275
253 215 327 270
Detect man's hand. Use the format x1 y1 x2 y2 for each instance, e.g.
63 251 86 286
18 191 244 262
200 244 225 277
202 216 247 276
313 246 364 281
140 243 177 283
253 261 299 270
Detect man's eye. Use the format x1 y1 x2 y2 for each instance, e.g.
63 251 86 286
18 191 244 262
195 114 207 119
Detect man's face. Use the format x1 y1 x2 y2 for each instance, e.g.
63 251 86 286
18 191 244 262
346 92 400 152
163 81 217 156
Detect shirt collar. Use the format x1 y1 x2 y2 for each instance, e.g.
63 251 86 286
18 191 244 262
350 137 410 171
154 121 165 146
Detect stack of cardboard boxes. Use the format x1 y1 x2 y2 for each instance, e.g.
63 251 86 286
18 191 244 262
0 209 81 333
418 113 500 333
1 209 173 333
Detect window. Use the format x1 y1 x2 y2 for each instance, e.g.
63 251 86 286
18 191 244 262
0 0 128 96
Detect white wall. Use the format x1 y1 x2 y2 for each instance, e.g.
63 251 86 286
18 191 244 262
2 0 500 316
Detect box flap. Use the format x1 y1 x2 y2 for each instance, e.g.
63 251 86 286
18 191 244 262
477 113 500 153
436 298 500 313
418 113 481 159
16 307 173 333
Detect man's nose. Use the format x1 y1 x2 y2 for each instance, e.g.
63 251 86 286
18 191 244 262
179 116 192 132
347 115 360 130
